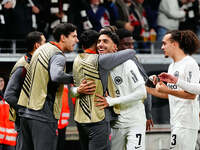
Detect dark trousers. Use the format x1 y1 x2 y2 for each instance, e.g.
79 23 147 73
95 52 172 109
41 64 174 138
76 119 111 150
19 117 58 150
56 127 66 150
0 144 15 150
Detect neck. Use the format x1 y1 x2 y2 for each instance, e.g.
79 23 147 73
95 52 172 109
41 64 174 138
50 41 64 52
84 45 97 54
84 48 97 54
172 49 187 62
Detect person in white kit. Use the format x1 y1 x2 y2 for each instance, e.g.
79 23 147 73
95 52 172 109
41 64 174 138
147 30 200 150
95 30 147 150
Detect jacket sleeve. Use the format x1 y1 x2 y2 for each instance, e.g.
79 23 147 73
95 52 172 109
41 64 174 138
99 49 136 71
4 67 25 110
144 93 152 120
106 84 146 106
49 54 73 84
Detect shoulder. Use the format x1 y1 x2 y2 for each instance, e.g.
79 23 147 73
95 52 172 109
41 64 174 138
124 59 137 68
185 56 198 67
11 56 27 75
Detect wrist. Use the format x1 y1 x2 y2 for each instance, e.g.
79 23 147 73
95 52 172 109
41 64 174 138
173 77 178 84
106 96 112 106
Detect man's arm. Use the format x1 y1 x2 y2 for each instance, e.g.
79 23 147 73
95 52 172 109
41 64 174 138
96 60 147 108
99 49 136 70
144 94 154 131
159 72 200 95
144 94 152 120
49 54 73 84
132 56 149 81
95 85 146 109
156 82 196 100
4 67 25 110
146 86 168 99
70 80 96 97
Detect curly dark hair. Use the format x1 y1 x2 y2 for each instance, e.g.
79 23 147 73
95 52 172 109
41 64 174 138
99 30 120 46
79 30 99 49
167 30 200 55
100 25 118 33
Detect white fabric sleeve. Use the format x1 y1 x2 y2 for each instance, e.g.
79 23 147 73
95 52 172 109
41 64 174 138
177 79 200 95
176 59 200 95
69 87 79 97
106 84 147 106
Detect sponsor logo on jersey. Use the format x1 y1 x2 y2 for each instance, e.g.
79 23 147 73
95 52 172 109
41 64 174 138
114 76 123 85
168 83 177 89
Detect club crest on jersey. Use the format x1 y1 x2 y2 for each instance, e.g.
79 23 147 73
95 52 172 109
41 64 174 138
174 71 179 77
114 76 123 85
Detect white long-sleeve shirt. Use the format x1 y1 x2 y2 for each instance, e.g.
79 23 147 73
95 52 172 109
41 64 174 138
167 56 199 130
106 60 147 128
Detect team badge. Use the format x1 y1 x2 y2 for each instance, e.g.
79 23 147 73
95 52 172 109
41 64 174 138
174 71 179 77
114 76 123 85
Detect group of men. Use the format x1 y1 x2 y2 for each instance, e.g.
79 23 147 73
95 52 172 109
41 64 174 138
2 22 200 150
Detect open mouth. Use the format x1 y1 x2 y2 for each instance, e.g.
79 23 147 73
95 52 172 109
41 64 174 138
98 49 105 53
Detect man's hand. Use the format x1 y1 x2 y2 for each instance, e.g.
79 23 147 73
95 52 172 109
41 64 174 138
95 94 109 109
156 82 169 93
146 119 154 131
149 75 159 85
32 6 40 14
77 79 96 95
158 72 178 84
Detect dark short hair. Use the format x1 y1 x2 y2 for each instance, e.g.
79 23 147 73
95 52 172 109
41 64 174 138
25 31 43 52
167 30 200 55
99 30 119 46
53 23 77 42
116 28 133 39
100 25 118 33
79 30 99 49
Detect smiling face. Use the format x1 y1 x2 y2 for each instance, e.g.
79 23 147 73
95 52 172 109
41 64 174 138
161 34 175 58
97 34 117 54
63 30 79 52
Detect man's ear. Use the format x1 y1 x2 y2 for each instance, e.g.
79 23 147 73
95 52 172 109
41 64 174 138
60 34 65 42
34 43 40 49
33 43 40 51
173 41 179 48
114 44 118 52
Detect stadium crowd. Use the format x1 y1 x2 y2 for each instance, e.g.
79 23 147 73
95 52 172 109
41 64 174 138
0 0 200 53
1 0 200 150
